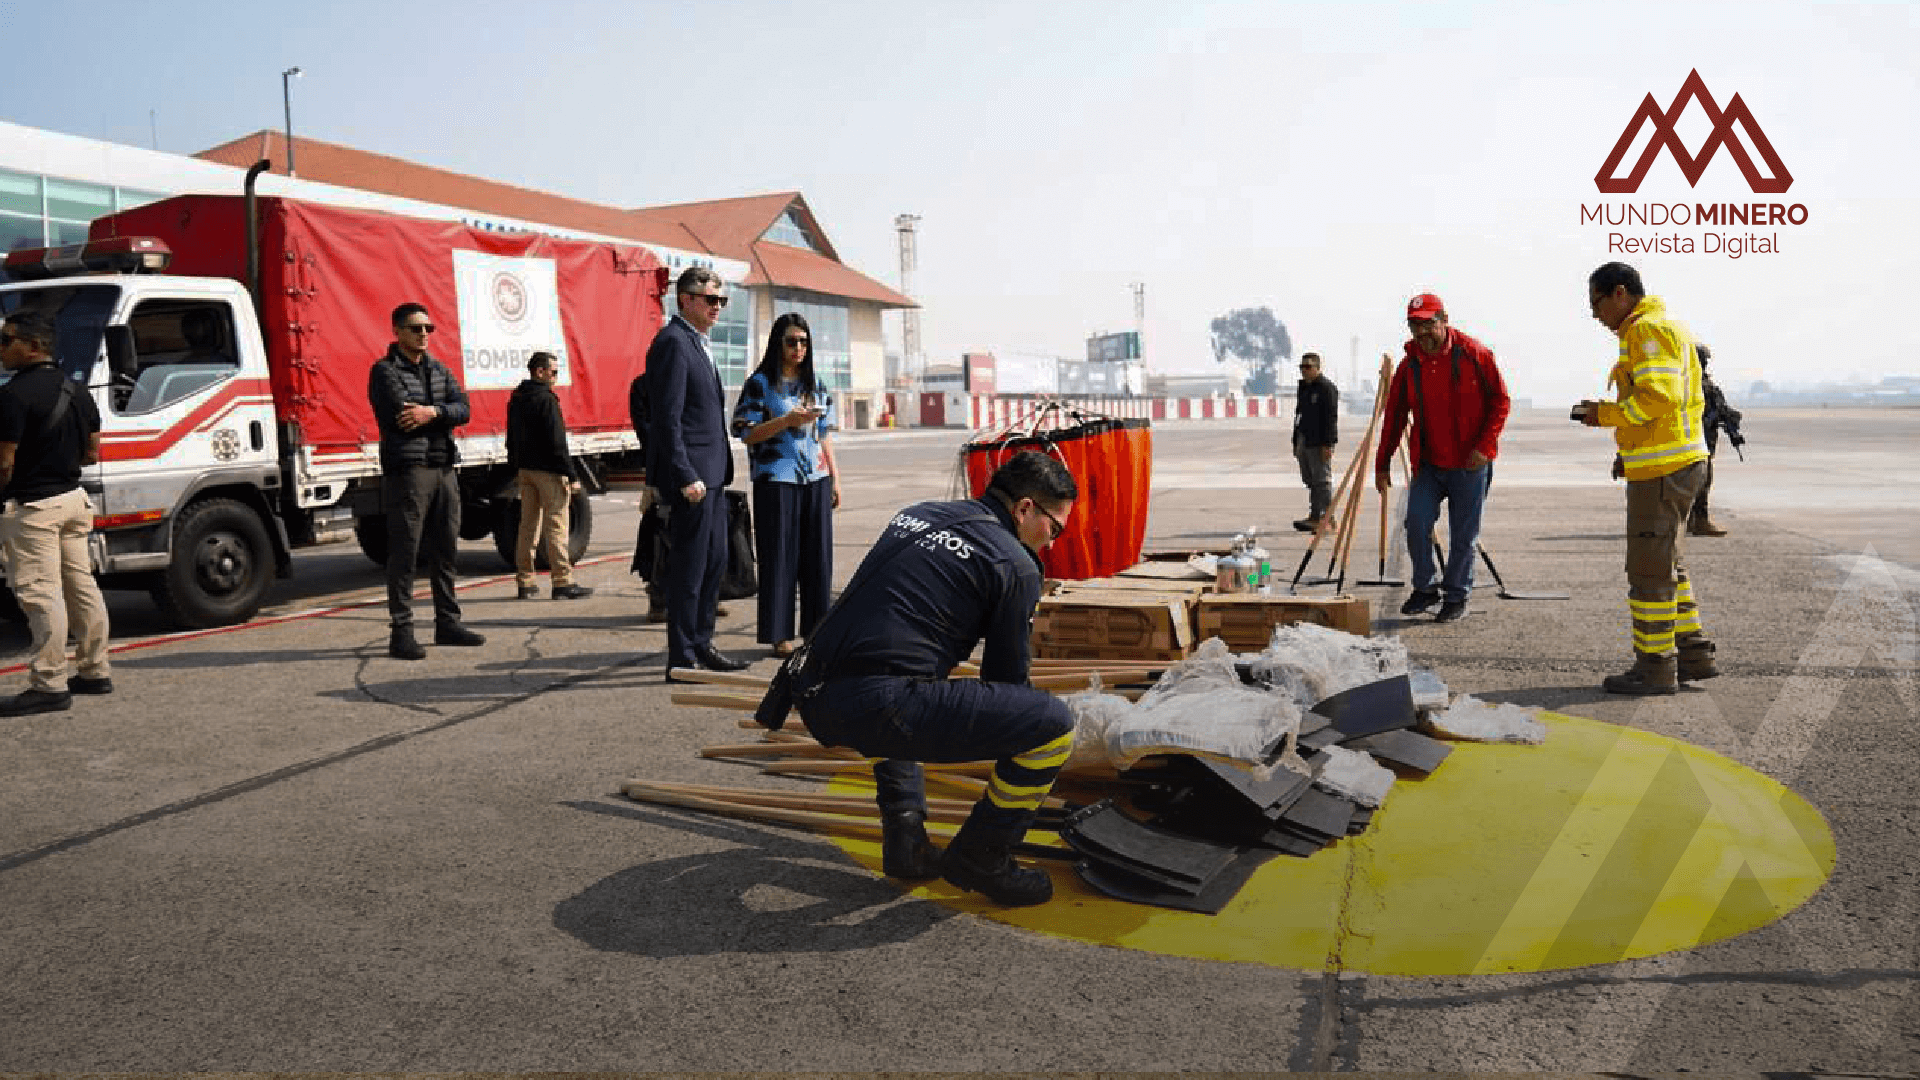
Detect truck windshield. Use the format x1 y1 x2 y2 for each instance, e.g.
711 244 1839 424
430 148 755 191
0 283 118 383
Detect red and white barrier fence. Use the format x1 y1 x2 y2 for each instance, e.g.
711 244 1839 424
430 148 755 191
962 394 1282 430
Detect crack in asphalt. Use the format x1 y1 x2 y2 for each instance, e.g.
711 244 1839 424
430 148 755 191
351 639 448 716
1345 967 1920 1012
0 642 660 877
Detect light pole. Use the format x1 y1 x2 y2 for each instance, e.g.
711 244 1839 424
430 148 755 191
281 66 303 176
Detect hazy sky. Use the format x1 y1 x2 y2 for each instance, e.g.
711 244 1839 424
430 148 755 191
6 0 1916 402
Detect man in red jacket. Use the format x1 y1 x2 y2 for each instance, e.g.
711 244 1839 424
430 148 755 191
1374 293 1511 623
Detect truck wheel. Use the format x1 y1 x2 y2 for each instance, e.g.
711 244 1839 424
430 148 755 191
354 515 388 567
150 498 274 628
492 490 593 571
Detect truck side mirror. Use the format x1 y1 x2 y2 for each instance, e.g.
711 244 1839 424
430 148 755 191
104 325 139 384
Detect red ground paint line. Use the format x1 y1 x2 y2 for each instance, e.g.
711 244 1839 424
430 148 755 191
0 551 632 675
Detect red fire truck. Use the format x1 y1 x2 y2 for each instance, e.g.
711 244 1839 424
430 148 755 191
0 180 667 628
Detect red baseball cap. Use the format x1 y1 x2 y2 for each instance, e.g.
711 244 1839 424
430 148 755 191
1406 293 1445 320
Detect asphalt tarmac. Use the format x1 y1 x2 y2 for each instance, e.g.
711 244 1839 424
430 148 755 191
0 407 1914 1072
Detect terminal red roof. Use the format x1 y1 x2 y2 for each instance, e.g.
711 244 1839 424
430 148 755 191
195 131 915 309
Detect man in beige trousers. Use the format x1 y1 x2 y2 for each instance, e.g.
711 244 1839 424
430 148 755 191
507 351 592 600
0 311 111 715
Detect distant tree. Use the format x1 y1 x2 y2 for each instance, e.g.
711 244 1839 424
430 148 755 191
1209 307 1293 395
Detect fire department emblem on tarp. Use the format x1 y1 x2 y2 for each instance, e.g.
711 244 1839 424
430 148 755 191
490 271 530 332
451 250 569 391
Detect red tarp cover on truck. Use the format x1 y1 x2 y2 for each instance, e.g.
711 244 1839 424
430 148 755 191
91 195 667 454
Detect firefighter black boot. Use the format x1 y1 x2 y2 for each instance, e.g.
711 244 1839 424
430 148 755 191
880 808 941 881
941 817 1052 906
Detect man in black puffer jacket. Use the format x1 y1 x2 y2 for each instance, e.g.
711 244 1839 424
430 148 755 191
507 351 591 600
367 301 486 659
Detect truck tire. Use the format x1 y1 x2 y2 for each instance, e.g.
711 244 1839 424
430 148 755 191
355 515 388 567
492 490 592 571
150 498 274 628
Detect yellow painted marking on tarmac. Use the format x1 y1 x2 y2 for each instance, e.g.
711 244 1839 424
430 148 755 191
1465 728 1667 975
826 712 1836 977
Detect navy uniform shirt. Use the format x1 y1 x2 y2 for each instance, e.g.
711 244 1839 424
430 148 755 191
804 496 1041 684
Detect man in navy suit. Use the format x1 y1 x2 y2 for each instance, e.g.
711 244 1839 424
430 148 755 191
648 267 749 676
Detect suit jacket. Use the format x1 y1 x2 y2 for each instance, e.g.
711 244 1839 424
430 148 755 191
644 315 734 494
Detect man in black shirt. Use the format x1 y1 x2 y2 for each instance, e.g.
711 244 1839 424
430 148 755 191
1291 351 1339 531
768 451 1078 906
367 302 486 660
507 350 591 600
0 311 112 715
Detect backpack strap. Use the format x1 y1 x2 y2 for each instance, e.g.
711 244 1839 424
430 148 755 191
38 374 80 441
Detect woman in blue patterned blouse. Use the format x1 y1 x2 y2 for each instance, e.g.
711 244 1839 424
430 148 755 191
730 313 842 656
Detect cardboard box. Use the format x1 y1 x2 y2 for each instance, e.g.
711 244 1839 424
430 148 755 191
1033 591 1196 662
1194 594 1373 650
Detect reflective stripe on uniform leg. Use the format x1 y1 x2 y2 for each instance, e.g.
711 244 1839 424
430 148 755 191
1012 729 1074 772
1630 597 1677 654
984 729 1075 811
985 776 1056 811
1675 577 1704 635
1632 628 1676 653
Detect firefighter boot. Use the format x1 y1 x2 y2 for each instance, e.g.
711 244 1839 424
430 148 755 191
1602 652 1679 696
1677 635 1721 682
942 817 1053 906
880 808 941 881
1689 511 1728 537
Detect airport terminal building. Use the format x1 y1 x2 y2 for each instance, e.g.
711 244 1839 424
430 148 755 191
0 121 914 429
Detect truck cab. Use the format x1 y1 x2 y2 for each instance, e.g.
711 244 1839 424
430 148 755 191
1 239 287 626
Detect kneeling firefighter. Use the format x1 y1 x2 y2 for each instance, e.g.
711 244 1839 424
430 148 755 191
754 451 1078 906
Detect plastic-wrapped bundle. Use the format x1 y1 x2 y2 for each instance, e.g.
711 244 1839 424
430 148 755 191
958 402 1152 580
1248 622 1411 712
1424 694 1549 744
1063 639 1301 772
1311 744 1397 807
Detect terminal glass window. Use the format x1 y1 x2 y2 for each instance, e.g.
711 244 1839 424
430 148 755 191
0 214 44 258
49 220 92 245
761 208 820 253
116 188 166 212
46 178 112 225
773 290 851 392
46 178 113 247
0 168 42 217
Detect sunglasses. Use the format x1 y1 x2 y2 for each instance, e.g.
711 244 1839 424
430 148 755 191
400 322 436 334
687 293 728 309
783 335 810 347
1030 500 1066 542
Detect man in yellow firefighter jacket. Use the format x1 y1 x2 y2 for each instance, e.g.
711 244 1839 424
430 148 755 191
1576 262 1720 695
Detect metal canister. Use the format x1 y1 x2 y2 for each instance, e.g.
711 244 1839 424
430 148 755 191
1215 535 1255 594
1245 527 1270 588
